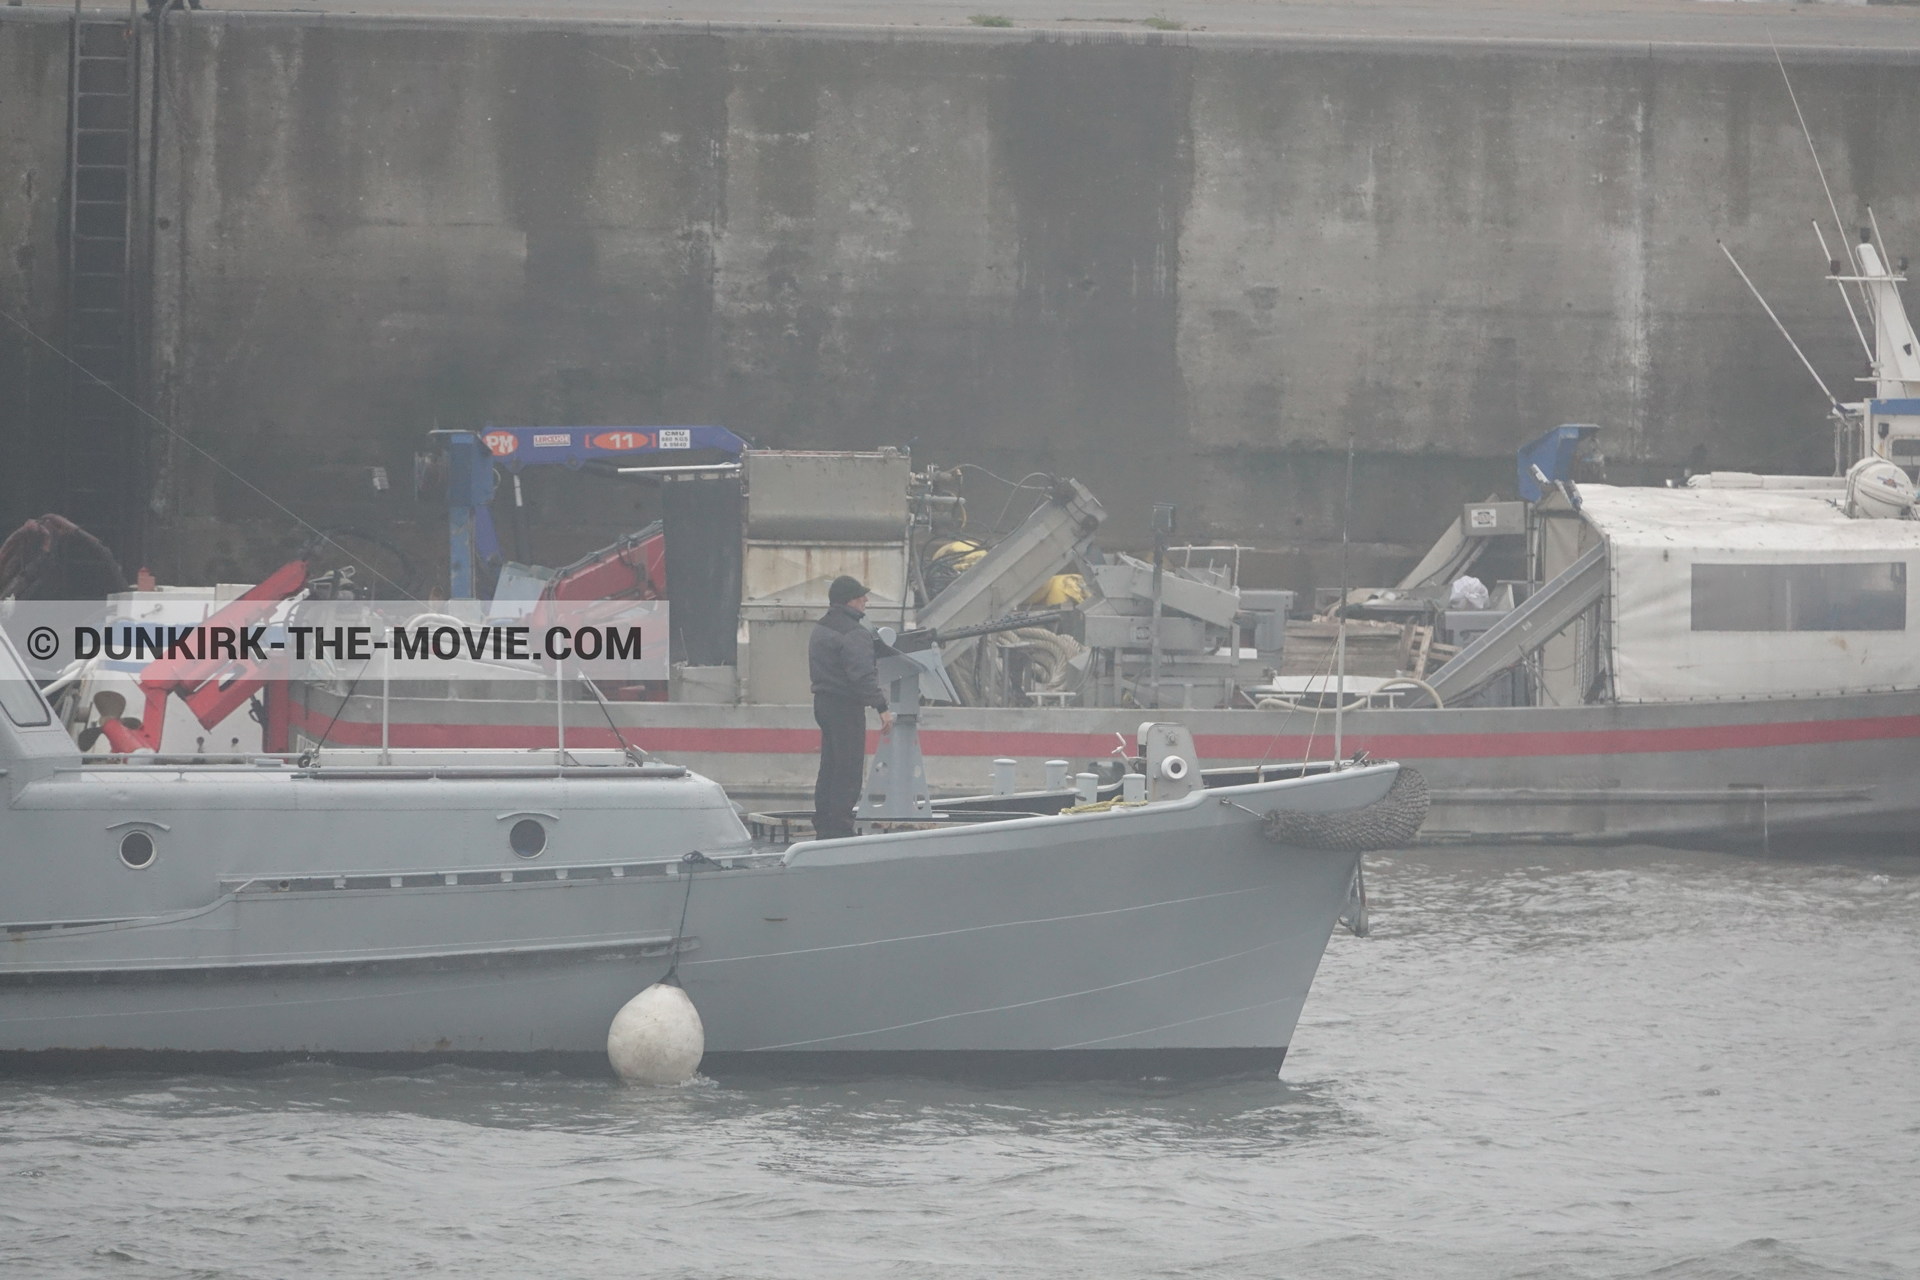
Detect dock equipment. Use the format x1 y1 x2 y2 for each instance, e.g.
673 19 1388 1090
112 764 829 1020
856 610 1072 823
1425 543 1608 705
432 427 746 599
917 479 1105 636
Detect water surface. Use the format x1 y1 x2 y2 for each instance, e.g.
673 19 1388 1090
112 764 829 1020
5 845 1916 1278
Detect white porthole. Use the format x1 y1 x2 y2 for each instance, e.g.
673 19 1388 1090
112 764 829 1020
509 818 547 858
119 829 156 869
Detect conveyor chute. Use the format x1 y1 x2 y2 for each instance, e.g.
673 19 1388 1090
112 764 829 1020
917 479 1106 635
1394 512 1484 591
1425 543 1608 704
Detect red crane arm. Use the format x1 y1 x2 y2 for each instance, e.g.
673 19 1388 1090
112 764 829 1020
98 558 311 754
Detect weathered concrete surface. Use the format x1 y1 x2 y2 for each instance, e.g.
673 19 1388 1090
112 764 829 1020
1177 45 1920 544
16 0 1920 49
8 9 1920 593
0 14 78 545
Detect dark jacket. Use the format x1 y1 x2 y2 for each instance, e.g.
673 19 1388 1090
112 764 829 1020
809 604 889 710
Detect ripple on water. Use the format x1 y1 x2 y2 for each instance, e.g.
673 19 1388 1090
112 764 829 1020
2 845 1916 1279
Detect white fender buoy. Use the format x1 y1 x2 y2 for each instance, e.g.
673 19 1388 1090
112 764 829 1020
607 983 705 1085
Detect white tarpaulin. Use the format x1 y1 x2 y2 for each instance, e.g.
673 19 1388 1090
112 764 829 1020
1576 484 1920 702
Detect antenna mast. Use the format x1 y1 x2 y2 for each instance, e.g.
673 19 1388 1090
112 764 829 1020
1719 241 1844 410
1811 220 1873 360
1772 33 1869 325
1333 439 1354 767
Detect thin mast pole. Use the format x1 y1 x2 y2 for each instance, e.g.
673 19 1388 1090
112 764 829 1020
1812 220 1872 361
1334 439 1354 766
380 647 390 764
1719 241 1843 408
1772 33 1869 324
1148 502 1173 709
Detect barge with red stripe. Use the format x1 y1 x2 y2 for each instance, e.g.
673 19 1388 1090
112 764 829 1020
283 687 1920 847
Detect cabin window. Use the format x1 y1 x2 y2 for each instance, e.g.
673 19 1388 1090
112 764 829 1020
1691 562 1907 632
0 637 52 727
1892 438 1920 482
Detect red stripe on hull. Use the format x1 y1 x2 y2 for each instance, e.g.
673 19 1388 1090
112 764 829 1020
1188 713 1920 761
287 705 1920 761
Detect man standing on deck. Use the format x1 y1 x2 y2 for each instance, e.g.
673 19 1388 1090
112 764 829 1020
809 576 895 839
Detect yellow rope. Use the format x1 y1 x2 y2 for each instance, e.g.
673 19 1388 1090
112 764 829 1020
1061 798 1150 815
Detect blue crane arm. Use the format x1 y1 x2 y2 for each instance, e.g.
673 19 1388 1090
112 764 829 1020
430 426 746 598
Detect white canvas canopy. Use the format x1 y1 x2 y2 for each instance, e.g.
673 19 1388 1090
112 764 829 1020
1575 484 1920 702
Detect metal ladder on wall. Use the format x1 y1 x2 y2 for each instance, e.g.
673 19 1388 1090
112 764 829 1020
65 15 140 559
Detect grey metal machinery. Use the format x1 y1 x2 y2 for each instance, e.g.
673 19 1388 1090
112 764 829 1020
855 610 1071 824
854 646 958 823
1137 722 1200 803
1081 550 1286 709
733 463 1103 707
909 476 1107 708
917 479 1106 635
1237 590 1294 660
736 450 913 705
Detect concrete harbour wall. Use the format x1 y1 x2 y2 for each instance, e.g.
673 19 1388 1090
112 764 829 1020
0 16 82 551
4 11 1920 591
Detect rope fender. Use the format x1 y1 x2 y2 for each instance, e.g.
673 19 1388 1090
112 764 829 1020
1261 767 1430 852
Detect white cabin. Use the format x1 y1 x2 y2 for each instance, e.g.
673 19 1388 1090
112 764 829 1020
1540 482 1920 704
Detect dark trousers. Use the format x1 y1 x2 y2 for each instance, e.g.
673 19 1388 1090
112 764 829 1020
813 694 869 839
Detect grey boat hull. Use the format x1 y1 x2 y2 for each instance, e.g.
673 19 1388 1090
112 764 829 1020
0 753 1383 1065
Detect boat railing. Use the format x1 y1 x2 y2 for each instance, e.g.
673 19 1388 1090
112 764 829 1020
63 750 687 779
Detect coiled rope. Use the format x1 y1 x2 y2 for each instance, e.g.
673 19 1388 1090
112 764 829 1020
1261 767 1430 852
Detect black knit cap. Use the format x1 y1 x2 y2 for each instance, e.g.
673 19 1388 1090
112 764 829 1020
829 575 868 605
